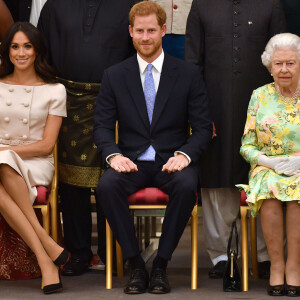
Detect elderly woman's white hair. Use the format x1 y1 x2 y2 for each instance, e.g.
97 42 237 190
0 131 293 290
261 33 300 72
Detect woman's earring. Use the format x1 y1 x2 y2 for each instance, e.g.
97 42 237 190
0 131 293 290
271 73 273 76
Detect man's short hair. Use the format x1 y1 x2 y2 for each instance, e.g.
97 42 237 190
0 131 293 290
129 1 166 27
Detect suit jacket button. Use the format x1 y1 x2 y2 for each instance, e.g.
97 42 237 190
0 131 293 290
137 151 141 154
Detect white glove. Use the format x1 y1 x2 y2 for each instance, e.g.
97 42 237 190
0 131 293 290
274 156 300 176
257 155 289 170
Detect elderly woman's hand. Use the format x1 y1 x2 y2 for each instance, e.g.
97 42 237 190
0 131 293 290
275 156 300 176
257 155 289 170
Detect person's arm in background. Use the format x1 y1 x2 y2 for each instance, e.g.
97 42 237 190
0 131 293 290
269 0 287 36
37 0 53 64
184 0 204 72
185 1 217 138
0 0 13 41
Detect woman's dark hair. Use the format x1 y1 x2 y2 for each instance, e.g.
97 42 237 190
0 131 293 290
0 22 57 83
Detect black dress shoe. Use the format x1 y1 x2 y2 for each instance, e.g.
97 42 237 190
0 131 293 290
267 284 285 296
124 268 149 294
149 268 170 294
208 261 227 279
258 261 271 279
53 249 70 267
61 257 89 276
286 285 300 297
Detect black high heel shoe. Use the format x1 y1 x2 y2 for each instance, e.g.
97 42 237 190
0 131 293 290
53 249 70 267
286 285 300 297
42 268 63 294
267 284 285 296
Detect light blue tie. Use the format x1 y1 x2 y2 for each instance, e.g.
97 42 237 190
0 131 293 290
138 64 156 161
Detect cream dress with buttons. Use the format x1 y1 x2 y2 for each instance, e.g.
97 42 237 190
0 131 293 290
0 82 67 204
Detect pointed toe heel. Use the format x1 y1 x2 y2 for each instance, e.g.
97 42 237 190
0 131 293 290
42 269 63 294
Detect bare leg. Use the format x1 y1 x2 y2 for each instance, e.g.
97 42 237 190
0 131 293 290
260 198 285 286
0 183 59 286
285 201 300 286
0 164 63 261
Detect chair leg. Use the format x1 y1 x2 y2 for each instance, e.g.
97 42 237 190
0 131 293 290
41 205 50 235
106 220 113 289
240 206 249 291
144 217 150 248
191 205 198 290
250 214 258 279
116 240 124 277
137 216 143 250
151 217 157 238
50 195 58 242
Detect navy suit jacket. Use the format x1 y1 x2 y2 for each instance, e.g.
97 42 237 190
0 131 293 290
94 53 212 168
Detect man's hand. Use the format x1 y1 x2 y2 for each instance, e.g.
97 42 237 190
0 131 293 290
162 154 189 173
110 155 138 173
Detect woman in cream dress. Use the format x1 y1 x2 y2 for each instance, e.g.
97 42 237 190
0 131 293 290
0 22 68 294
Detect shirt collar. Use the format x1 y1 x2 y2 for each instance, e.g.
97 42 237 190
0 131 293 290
137 50 164 74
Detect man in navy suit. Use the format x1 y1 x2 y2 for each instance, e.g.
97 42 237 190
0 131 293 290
94 1 212 294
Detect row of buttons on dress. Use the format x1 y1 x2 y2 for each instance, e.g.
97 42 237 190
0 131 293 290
8 87 32 93
6 100 29 107
3 117 28 124
3 86 31 140
3 133 28 139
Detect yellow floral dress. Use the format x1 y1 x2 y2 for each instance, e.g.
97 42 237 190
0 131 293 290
237 82 300 216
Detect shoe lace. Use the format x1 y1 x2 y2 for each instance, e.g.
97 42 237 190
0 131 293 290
152 269 166 280
131 269 145 280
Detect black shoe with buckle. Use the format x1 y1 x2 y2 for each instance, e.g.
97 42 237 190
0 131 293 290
149 268 170 294
286 285 300 297
61 257 89 276
208 261 227 279
124 268 149 294
267 284 285 296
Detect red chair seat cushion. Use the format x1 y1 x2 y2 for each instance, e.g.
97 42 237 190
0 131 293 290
128 188 169 205
240 190 248 206
33 186 49 205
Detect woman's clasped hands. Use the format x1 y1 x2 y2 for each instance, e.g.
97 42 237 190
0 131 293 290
258 154 300 176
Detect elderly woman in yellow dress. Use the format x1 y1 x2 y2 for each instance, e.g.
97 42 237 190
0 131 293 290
237 33 300 297
0 22 69 293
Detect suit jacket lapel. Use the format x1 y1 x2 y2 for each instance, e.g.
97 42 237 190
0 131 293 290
151 55 178 132
125 55 150 129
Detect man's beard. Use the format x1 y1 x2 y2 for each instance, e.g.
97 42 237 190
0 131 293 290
133 39 162 58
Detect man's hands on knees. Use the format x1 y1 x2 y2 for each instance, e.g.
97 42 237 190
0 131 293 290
162 154 189 173
109 155 138 173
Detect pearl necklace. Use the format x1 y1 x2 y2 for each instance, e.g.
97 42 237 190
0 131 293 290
275 81 300 104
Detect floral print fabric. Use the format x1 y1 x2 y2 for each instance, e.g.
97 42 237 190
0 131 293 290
237 83 300 216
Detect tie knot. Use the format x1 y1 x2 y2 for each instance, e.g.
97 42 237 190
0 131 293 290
147 64 153 72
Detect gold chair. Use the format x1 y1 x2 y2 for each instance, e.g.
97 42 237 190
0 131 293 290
105 122 198 289
240 190 258 291
106 191 198 290
33 144 59 242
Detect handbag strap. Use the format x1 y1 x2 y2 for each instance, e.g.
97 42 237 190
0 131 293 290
227 221 239 257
